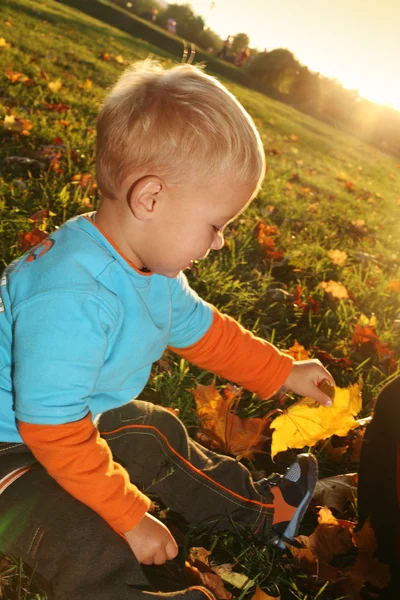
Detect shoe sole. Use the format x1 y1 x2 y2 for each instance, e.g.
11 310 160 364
271 453 318 550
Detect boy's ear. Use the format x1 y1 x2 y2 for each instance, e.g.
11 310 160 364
126 175 163 220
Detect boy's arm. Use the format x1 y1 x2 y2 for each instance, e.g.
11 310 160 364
13 292 150 533
169 306 293 399
18 414 151 533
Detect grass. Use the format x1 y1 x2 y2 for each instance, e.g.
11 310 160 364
0 0 400 598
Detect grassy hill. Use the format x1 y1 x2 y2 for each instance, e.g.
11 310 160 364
1 0 400 598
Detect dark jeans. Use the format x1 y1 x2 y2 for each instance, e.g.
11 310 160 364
358 376 400 595
0 400 273 600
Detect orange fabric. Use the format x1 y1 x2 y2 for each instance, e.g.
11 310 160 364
18 414 151 533
271 486 296 525
169 308 294 399
83 215 153 276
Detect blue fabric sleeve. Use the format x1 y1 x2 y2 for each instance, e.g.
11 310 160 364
167 272 213 348
13 292 116 424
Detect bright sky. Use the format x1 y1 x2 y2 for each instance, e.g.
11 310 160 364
176 0 400 110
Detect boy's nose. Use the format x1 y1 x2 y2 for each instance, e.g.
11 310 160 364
211 232 224 251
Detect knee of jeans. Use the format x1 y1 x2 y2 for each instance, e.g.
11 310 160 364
150 405 188 450
374 377 400 421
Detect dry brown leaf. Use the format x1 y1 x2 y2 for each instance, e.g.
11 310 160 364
352 518 376 554
343 554 390 595
312 473 358 511
349 428 365 463
304 507 354 564
188 547 211 570
185 562 232 600
193 384 272 459
323 439 348 464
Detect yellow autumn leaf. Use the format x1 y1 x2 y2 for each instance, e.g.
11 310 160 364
270 384 362 459
328 249 348 266
0 37 11 48
318 280 349 300
81 78 93 91
115 54 125 64
48 79 62 93
358 313 377 327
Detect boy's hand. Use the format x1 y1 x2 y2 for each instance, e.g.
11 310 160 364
124 513 178 565
283 360 335 407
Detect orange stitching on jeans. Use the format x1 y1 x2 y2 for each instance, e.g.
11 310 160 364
31 530 44 559
100 423 274 510
28 527 40 555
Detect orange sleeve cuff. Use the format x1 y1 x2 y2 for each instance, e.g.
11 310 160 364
169 307 294 399
18 414 151 533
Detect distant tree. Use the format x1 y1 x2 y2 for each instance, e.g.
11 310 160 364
245 48 298 93
159 4 205 44
231 33 250 55
290 66 321 109
198 27 223 53
111 0 161 16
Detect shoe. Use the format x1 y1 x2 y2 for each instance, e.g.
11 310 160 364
257 453 318 550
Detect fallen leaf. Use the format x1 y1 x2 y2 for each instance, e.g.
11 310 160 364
81 78 93 91
213 564 254 589
312 347 352 369
0 37 11 48
353 518 377 554
100 51 111 61
312 473 358 511
328 249 348 266
286 340 310 361
188 547 211 570
48 79 62 93
303 507 355 564
323 439 348 464
251 585 280 600
193 384 272 459
115 54 125 64
3 115 33 136
270 384 362 459
5 66 32 84
71 172 97 195
318 280 349 300
185 563 232 600
388 280 400 292
349 428 365 463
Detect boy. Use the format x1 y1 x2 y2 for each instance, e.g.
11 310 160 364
0 60 334 600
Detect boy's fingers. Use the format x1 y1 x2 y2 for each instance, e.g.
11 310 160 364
166 538 179 560
310 385 333 407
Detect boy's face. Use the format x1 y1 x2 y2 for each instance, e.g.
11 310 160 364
140 174 256 278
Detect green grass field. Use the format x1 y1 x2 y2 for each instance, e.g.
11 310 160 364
1 0 400 598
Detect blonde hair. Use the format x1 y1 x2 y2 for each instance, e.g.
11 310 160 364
96 59 265 200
